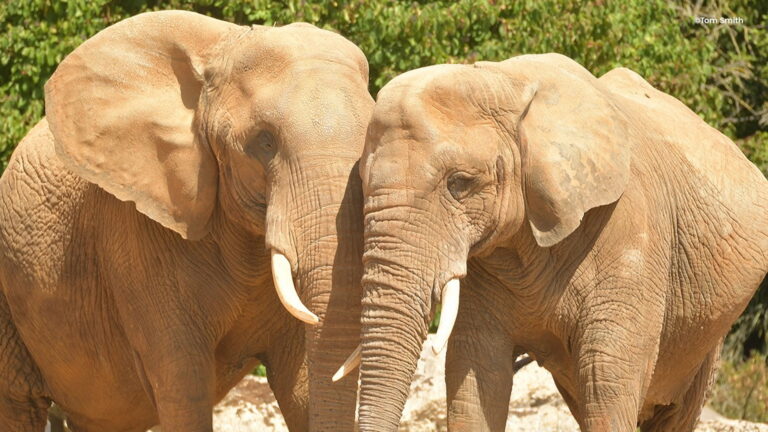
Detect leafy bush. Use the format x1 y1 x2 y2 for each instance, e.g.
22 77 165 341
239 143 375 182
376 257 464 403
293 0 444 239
738 132 768 178
710 353 768 423
3 1 767 169
677 0 768 140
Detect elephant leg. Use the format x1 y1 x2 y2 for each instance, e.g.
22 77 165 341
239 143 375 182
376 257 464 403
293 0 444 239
554 379 581 421
264 321 309 432
0 292 49 432
575 307 662 432
137 339 217 432
576 352 646 432
446 274 515 432
640 340 722 432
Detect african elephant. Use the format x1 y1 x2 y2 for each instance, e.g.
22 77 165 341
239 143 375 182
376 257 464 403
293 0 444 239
0 10 372 432
336 54 768 431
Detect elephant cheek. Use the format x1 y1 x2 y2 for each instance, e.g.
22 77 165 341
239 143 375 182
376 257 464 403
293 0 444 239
218 153 270 236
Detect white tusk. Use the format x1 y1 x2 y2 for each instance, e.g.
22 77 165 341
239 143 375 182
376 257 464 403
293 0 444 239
331 344 363 382
431 278 460 355
332 344 362 382
271 251 319 325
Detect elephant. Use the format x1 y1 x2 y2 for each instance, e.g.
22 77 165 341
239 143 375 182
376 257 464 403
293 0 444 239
0 10 372 432
335 53 768 431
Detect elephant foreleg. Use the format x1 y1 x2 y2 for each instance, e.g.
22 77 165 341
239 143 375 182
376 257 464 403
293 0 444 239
575 307 662 432
445 274 515 432
263 321 309 432
640 340 722 432
0 291 49 432
136 337 217 432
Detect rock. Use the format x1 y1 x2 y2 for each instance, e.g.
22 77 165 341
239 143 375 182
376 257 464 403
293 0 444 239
702 406 727 421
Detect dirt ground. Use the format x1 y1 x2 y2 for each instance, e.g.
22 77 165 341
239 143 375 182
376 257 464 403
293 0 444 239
210 335 768 432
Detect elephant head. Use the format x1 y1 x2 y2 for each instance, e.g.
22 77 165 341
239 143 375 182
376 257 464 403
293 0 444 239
44 11 372 429
336 54 632 430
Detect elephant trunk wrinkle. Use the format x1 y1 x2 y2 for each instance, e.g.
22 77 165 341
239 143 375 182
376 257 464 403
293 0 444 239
277 160 363 431
264 158 357 262
357 216 453 430
358 259 433 431
358 320 427 432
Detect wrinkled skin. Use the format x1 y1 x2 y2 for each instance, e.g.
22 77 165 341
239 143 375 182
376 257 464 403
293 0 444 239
0 11 372 432
353 54 768 432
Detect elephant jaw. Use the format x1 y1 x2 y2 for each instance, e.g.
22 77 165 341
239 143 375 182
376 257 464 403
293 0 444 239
332 277 461 381
270 250 319 325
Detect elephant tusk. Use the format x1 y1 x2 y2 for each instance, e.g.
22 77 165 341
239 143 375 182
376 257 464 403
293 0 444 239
271 251 319 325
431 278 460 355
332 344 362 382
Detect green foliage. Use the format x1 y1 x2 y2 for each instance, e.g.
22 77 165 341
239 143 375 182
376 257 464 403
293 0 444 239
737 132 768 177
429 304 440 333
2 0 767 170
252 364 267 377
710 353 768 422
1 0 766 356
676 0 768 138
1 0 107 170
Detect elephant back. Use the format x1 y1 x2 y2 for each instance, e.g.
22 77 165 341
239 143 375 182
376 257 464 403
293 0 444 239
600 68 768 237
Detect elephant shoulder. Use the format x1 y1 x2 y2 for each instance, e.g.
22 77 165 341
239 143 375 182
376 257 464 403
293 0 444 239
2 118 94 214
0 119 107 271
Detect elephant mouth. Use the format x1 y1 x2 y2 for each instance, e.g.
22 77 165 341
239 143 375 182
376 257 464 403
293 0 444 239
270 249 319 325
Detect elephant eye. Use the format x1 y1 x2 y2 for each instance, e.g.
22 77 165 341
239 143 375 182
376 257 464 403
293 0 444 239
447 172 477 201
244 130 278 165
257 130 275 151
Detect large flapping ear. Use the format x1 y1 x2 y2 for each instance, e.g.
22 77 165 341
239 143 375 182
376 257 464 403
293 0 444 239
480 54 632 247
45 11 241 240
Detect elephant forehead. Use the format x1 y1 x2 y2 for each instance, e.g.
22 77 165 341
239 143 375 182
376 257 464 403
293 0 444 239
223 58 371 153
364 77 503 194
288 78 371 144
370 66 501 147
364 105 445 192
364 137 437 191
263 24 367 78
222 25 366 87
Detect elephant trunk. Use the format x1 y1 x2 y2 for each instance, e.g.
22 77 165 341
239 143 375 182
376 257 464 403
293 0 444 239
269 159 364 431
303 165 363 431
357 232 436 432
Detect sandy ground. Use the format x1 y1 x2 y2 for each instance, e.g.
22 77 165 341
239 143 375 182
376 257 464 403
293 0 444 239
45 335 762 431
209 335 768 432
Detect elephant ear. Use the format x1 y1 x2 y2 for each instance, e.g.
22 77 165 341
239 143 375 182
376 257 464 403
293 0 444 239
489 54 632 247
44 11 240 240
